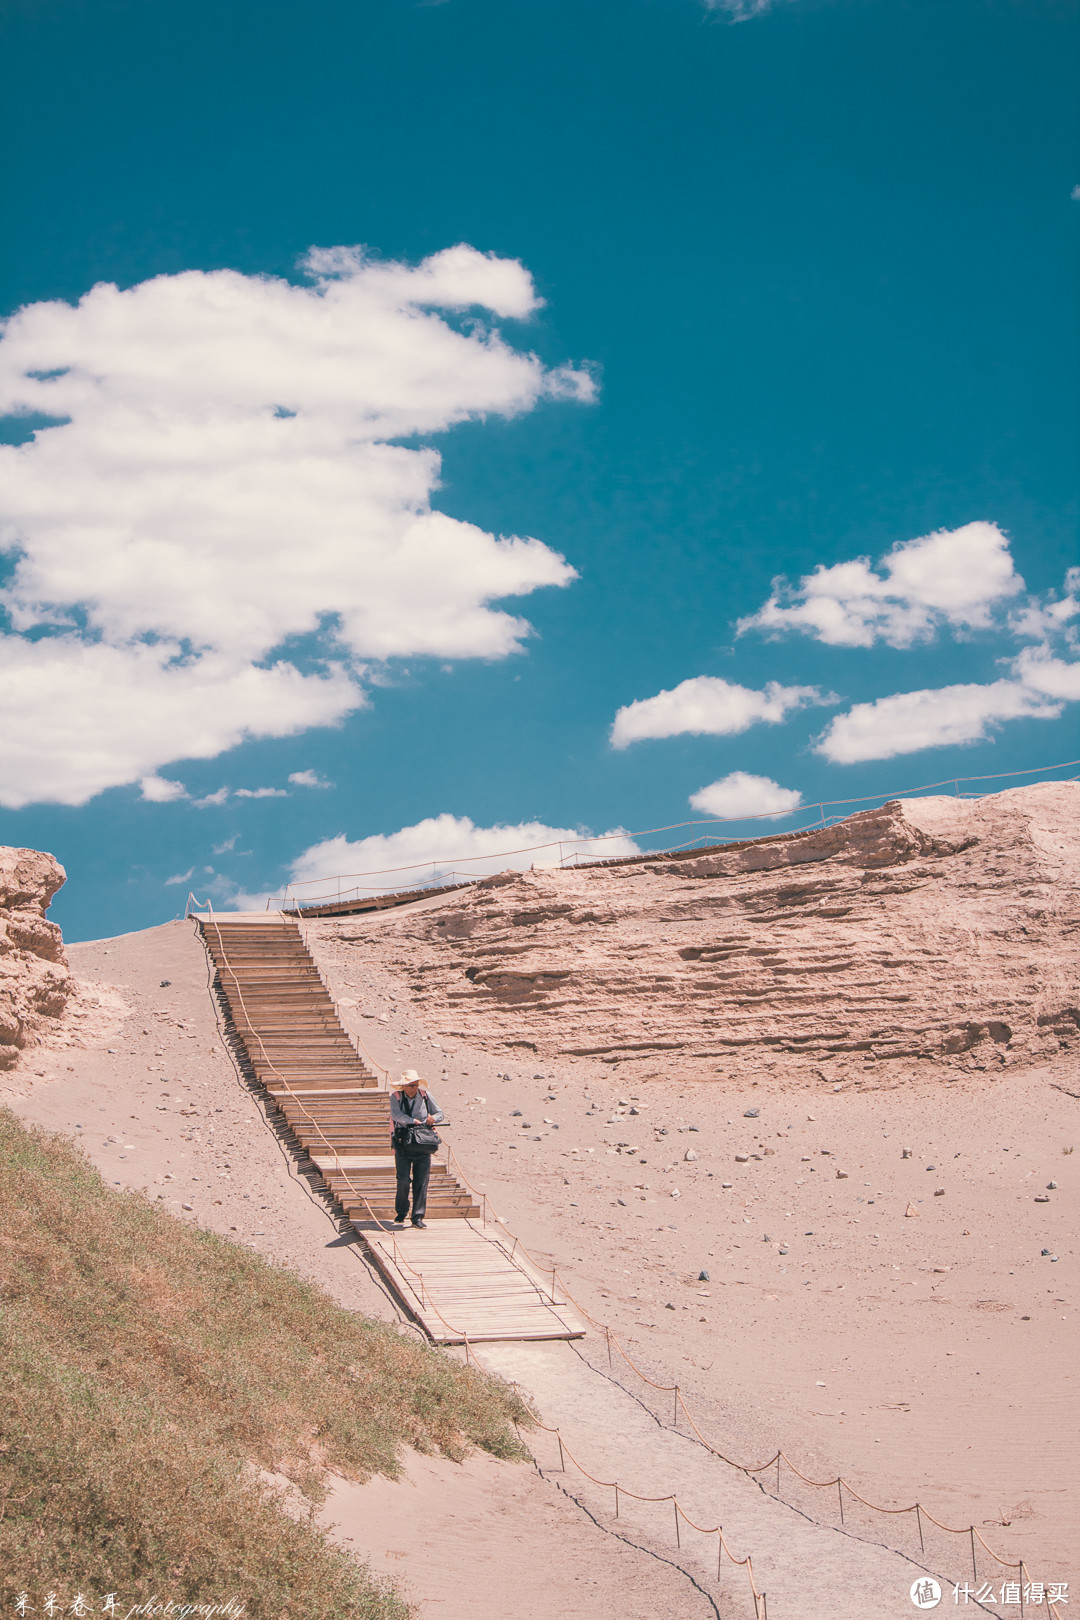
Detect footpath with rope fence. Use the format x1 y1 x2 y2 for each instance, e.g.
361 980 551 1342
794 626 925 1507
437 1150 1066 1620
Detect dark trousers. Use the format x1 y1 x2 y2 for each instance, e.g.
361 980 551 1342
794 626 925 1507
395 1149 430 1223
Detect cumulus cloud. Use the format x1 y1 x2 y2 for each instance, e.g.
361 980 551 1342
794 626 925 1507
689 771 803 818
140 774 187 803
816 679 1062 764
232 812 642 907
610 675 828 749
0 244 591 807
234 786 289 799
739 522 1023 649
0 638 356 809
288 769 333 788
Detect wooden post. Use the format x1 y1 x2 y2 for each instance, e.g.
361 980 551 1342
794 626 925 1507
914 1502 924 1553
673 1499 680 1548
673 1385 679 1427
557 1433 565 1472
837 1478 844 1524
970 1526 977 1582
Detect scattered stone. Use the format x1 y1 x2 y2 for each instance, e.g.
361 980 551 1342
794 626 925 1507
778 1247 788 1255
905 1202 920 1217
684 1148 698 1162
836 1170 848 1179
1034 1195 1050 1203
1041 1248 1051 1256
665 1303 675 1310
698 1269 710 1281
159 979 171 987
901 1149 912 1159
743 1108 759 1118
670 1188 681 1198
734 1153 749 1163
934 1188 945 1196
721 1181 733 1189
1047 1181 1058 1190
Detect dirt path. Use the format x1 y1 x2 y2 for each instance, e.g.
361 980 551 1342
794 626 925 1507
7 911 1075 1615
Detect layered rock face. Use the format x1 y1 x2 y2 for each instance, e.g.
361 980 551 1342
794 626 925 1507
318 783 1080 1080
0 847 72 1069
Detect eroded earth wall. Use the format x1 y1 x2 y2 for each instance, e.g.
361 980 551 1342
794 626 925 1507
0 847 71 1069
310 783 1080 1082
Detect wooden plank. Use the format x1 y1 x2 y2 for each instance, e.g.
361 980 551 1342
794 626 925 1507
362 1224 586 1345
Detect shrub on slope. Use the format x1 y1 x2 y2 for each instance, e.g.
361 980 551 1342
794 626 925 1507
0 1108 530 1617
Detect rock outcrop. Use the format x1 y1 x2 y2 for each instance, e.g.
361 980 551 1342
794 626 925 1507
315 783 1080 1080
0 847 72 1068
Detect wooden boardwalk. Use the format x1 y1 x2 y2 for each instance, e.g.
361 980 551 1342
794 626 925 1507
195 911 584 1345
366 1223 586 1345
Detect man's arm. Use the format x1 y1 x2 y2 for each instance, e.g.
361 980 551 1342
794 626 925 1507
389 1092 410 1127
423 1091 445 1125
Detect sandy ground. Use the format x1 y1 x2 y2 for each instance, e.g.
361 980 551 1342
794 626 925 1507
6 909 1076 1616
304 896 1078 1587
4 920 718 1619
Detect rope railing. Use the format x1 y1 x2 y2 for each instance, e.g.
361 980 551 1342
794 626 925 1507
188 896 1065 1616
262 755 1080 910
521 1414 767 1617
186 898 411 1251
440 1149 1063 1616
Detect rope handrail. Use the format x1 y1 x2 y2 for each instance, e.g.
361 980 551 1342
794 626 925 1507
188 895 1064 1614
441 1150 1063 1611
262 755 1080 905
524 1415 766 1616
187 900 409 1258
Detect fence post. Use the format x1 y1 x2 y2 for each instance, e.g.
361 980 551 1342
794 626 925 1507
969 1526 977 1582
837 1478 844 1524
674 1385 679 1427
673 1499 680 1548
914 1502 924 1553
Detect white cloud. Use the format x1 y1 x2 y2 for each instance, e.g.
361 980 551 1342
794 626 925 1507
232 812 642 908
815 679 1061 764
234 786 289 799
0 638 357 809
610 675 828 749
1013 644 1080 702
689 771 803 818
164 867 195 886
739 522 1023 649
0 245 591 807
705 0 786 18
1008 568 1080 642
288 769 332 788
140 773 187 802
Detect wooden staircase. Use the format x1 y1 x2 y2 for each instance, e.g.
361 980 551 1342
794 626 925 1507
197 913 479 1224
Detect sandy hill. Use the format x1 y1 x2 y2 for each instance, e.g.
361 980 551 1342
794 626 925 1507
319 782 1080 1082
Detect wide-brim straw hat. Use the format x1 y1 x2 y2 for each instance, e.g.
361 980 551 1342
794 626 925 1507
400 1069 422 1083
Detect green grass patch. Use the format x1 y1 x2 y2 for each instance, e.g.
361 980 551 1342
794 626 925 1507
0 1108 531 1617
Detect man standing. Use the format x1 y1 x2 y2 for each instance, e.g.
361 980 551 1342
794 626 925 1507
390 1069 444 1229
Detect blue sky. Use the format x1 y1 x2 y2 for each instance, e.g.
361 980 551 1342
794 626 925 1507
1 0 1077 940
